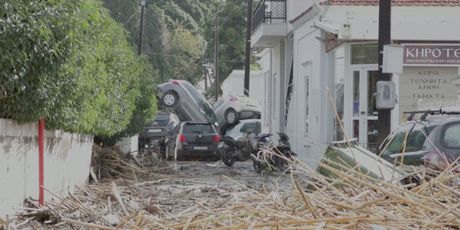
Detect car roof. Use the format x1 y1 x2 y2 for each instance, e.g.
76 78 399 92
182 121 213 125
401 114 460 128
236 119 261 124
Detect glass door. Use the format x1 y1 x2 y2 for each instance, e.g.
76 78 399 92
350 68 379 150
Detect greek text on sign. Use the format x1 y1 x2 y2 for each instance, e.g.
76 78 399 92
403 44 460 66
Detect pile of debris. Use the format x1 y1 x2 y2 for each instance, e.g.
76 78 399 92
91 145 171 182
2 148 459 229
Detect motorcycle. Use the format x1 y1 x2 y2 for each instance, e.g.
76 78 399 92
252 132 296 173
220 132 259 167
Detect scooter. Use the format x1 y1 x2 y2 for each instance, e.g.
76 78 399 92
252 132 296 173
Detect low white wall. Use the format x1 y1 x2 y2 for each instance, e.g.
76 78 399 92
117 135 138 154
0 119 93 217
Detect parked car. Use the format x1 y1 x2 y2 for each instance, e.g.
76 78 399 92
377 109 460 167
223 119 262 140
139 111 179 158
156 80 218 126
213 95 261 126
175 122 221 160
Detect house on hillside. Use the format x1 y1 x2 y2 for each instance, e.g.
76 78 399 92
251 0 460 167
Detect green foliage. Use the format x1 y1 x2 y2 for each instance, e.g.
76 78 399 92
104 0 211 82
0 1 79 122
0 0 159 137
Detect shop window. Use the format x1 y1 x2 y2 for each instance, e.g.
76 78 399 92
351 44 378 64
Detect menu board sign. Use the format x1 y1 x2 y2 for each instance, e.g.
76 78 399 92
399 67 458 119
403 44 460 66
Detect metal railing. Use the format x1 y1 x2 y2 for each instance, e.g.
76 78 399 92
252 0 286 34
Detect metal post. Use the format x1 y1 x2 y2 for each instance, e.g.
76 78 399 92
138 0 146 55
244 0 253 96
214 15 219 101
38 118 45 206
204 52 208 91
377 0 392 143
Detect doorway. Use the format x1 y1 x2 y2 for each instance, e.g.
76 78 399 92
348 66 379 151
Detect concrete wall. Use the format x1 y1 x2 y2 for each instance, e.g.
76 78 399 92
286 13 333 168
0 119 93 216
117 135 138 154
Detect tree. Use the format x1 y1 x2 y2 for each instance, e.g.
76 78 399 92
0 0 157 136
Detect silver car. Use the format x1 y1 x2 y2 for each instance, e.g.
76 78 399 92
224 119 262 140
156 80 217 125
213 95 261 126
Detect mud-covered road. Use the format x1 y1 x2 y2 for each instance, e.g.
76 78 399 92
168 160 292 190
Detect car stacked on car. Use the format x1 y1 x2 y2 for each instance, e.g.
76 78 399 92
149 79 263 161
213 95 261 126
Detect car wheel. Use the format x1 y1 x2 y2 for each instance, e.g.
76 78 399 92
162 91 178 107
165 141 175 160
224 108 239 125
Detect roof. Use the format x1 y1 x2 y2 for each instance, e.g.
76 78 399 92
323 0 460 6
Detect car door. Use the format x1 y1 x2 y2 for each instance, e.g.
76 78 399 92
379 122 431 165
438 121 460 162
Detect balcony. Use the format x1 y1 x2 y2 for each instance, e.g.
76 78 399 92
251 0 287 48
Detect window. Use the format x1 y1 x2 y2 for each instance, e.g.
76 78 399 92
273 74 278 119
351 43 378 64
240 122 261 135
301 62 311 136
442 123 460 148
381 122 429 156
305 75 309 135
183 124 213 134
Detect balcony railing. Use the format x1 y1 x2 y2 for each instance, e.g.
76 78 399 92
252 0 287 34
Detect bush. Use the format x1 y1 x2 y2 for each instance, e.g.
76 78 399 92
0 1 79 122
0 0 158 137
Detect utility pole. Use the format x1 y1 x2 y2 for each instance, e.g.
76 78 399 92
204 52 208 91
244 0 253 96
377 0 392 143
214 15 219 101
138 0 146 55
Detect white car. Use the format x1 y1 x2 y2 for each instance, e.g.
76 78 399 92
213 95 261 126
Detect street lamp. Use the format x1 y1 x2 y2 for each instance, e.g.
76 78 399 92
138 0 146 55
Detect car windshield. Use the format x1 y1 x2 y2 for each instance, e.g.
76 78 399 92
212 98 225 110
182 81 217 123
183 124 213 134
380 122 431 156
152 114 169 126
241 122 261 135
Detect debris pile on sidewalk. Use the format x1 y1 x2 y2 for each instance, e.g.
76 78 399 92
4 148 460 229
91 145 170 181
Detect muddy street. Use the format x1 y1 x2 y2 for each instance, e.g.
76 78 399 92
170 160 292 189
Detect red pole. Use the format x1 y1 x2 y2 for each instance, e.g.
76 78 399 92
38 118 45 205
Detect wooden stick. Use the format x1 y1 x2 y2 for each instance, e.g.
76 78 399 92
111 182 129 216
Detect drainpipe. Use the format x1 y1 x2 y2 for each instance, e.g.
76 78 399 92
38 118 45 205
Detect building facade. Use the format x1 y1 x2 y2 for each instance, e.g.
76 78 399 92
251 0 460 167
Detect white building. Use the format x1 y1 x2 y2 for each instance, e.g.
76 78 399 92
251 0 460 167
222 70 276 133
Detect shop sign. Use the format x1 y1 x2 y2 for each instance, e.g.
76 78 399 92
399 67 458 118
403 44 460 66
